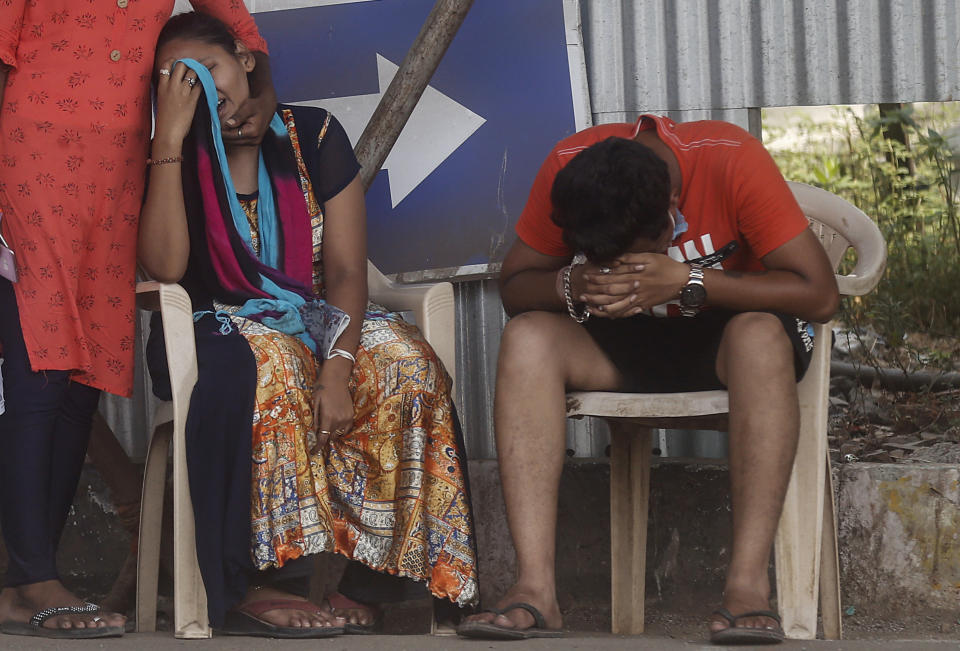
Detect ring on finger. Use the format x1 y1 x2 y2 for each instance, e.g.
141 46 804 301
319 429 332 435
158 68 171 77
599 266 611 274
185 77 197 87
238 127 243 138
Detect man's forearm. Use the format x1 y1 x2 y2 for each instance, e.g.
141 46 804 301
500 267 578 317
702 267 839 324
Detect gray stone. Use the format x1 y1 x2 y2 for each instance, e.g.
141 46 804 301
838 463 960 616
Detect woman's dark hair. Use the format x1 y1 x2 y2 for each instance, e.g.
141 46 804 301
156 11 237 59
550 137 671 262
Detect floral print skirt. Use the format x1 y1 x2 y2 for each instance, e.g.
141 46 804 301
235 307 478 606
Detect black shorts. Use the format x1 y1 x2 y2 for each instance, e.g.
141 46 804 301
583 309 815 393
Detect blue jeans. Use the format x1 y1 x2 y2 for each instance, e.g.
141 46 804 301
0 278 100 587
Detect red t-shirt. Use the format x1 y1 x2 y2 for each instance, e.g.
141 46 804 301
516 115 808 276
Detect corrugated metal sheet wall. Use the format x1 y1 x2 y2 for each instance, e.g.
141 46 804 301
104 0 960 461
583 0 960 123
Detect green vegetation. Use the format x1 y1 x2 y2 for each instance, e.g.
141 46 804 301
765 104 960 373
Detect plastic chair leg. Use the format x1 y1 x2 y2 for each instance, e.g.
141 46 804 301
172 415 210 638
135 422 172 633
819 451 842 640
609 423 652 635
775 327 831 640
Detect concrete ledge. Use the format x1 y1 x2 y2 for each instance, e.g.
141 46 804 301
471 458 960 631
1 460 958 635
838 463 960 614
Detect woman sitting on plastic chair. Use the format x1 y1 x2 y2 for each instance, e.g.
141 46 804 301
138 12 478 639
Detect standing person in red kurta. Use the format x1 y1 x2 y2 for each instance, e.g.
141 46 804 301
0 0 274 639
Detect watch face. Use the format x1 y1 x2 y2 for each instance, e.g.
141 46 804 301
681 284 707 308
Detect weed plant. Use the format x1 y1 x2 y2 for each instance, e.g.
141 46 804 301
765 104 960 376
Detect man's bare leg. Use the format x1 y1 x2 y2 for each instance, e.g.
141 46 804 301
467 311 621 632
710 313 800 635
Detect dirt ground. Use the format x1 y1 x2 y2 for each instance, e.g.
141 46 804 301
829 327 960 465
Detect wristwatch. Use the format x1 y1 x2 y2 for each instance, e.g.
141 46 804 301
679 263 706 317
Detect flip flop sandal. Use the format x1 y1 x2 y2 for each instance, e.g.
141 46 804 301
326 592 383 634
1 603 125 639
709 607 785 645
220 599 345 639
456 602 564 640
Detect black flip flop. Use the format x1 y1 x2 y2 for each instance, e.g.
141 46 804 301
220 599 345 639
0 603 125 639
456 602 564 639
709 607 785 645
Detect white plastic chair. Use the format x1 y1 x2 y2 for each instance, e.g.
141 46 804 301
565 182 887 640
135 261 457 638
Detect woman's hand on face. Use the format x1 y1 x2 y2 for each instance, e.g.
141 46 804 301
153 60 202 147
311 381 354 453
221 82 277 146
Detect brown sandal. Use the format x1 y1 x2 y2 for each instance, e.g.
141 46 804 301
221 599 345 639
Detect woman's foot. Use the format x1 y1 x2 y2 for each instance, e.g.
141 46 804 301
0 588 28 625
6 580 125 631
326 592 382 632
236 586 342 630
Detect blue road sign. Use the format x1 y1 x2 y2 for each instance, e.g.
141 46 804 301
256 0 583 275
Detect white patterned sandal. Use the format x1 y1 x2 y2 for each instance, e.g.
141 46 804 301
0 602 124 639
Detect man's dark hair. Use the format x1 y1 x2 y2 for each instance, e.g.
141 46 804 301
156 11 236 60
550 137 671 261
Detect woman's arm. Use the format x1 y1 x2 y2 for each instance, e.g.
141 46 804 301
312 175 368 446
138 61 202 282
222 51 277 146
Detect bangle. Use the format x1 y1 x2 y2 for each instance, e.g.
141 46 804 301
328 347 356 364
147 155 183 166
562 253 590 324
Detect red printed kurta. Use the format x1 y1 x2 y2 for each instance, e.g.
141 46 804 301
0 0 267 396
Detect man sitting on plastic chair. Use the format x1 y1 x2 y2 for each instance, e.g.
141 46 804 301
457 116 839 645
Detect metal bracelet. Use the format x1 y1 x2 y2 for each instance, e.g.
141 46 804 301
328 347 356 364
562 255 590 324
147 155 184 166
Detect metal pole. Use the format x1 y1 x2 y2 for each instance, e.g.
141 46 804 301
354 0 474 190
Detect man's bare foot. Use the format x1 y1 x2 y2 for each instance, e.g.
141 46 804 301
708 585 780 635
13 580 125 630
236 586 343 629
463 584 562 632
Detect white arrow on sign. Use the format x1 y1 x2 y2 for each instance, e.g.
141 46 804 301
291 54 486 208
